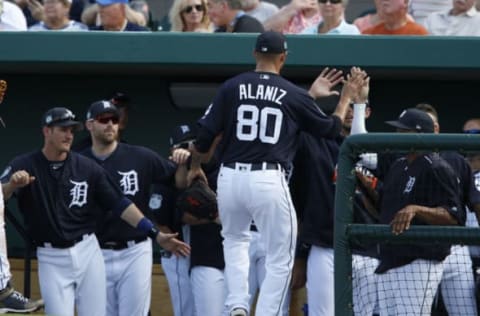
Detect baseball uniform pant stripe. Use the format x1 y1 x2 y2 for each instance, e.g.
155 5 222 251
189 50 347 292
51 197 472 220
162 253 196 316
218 167 296 316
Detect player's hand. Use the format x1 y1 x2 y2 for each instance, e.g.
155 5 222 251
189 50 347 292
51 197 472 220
186 168 208 186
341 67 368 103
291 257 307 290
350 67 370 104
156 232 191 257
170 148 191 165
9 170 35 189
308 68 343 99
390 205 417 235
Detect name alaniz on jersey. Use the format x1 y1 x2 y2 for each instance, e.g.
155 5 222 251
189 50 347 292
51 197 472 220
239 83 287 105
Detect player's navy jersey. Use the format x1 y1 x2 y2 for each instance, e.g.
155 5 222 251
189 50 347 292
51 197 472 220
290 134 340 248
198 71 341 166
81 143 176 242
150 182 183 238
378 151 474 224
376 153 462 273
0 151 131 245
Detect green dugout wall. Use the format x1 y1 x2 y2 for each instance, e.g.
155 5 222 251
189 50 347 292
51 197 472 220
0 32 479 256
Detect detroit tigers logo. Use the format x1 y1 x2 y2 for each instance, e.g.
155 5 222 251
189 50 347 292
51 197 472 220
69 180 88 208
403 176 416 194
118 170 139 196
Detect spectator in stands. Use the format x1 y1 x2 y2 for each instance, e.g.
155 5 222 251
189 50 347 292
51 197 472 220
263 0 321 33
81 0 149 28
240 0 279 23
353 0 414 32
169 0 213 32
0 0 27 30
425 0 480 36
363 0 429 35
89 0 148 31
207 0 264 32
301 0 360 34
409 0 451 25
28 0 88 31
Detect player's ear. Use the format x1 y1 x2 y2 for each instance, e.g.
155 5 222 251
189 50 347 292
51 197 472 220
42 126 51 137
365 106 371 119
85 120 94 132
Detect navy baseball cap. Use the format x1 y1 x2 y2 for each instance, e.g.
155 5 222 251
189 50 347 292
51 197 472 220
42 107 82 130
385 108 434 133
169 124 197 147
109 92 132 109
255 31 288 54
86 100 119 120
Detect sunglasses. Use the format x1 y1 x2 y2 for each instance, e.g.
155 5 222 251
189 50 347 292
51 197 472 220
464 129 480 134
183 4 204 13
318 0 342 3
96 116 119 124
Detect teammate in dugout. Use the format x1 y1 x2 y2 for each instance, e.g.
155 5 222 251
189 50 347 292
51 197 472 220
0 107 190 316
369 108 463 315
150 125 198 316
187 30 366 316
80 100 191 316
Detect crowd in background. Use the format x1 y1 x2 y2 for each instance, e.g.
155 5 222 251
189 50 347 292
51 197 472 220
1 0 480 35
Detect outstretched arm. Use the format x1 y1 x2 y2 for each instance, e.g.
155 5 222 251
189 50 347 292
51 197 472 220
120 204 190 257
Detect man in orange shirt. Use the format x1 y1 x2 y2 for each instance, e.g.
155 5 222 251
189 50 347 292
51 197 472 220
362 0 428 35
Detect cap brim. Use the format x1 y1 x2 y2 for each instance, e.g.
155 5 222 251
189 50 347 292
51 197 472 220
53 120 83 131
385 120 413 131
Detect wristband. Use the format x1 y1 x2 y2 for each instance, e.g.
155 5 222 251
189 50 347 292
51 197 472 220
136 217 159 240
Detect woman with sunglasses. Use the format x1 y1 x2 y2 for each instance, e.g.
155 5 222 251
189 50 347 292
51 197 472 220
169 0 212 32
301 0 360 34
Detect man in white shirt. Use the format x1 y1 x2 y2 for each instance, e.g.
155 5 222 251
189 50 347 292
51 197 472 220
409 0 451 25
425 0 480 36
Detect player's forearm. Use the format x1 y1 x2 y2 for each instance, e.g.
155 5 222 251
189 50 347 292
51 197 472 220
414 205 458 225
331 95 351 123
175 165 188 189
120 203 145 227
1 182 15 200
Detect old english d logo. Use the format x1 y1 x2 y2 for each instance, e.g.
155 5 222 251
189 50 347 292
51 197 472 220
69 180 88 208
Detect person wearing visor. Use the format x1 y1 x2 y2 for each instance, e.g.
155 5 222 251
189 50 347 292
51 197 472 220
0 107 190 316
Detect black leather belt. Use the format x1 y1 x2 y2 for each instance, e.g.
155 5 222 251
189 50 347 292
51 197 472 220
40 233 92 249
223 162 280 171
100 236 148 250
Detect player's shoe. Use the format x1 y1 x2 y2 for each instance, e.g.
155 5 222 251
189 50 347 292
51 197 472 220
0 284 44 313
230 307 248 316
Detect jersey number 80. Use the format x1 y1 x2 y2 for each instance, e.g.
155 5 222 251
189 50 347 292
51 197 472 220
236 104 283 144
